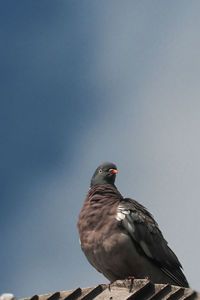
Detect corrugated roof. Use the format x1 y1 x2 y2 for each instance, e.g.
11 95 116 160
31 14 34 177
22 279 200 300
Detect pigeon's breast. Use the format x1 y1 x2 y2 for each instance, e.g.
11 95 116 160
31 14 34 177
78 196 142 280
78 195 120 246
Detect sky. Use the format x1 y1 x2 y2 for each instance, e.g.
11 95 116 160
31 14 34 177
1 0 200 297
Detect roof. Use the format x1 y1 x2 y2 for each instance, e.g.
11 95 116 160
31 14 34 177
22 279 200 300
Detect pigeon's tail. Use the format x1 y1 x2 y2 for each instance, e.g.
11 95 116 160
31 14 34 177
161 267 189 288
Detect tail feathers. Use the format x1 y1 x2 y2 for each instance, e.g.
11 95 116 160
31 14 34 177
161 267 189 288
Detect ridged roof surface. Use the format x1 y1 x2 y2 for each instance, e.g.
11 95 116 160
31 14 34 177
22 279 200 300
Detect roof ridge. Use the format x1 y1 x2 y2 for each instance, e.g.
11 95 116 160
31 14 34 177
21 279 200 300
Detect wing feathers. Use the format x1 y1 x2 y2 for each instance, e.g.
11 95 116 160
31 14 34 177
117 198 189 287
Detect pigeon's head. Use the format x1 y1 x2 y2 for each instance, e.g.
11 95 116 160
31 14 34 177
90 162 118 187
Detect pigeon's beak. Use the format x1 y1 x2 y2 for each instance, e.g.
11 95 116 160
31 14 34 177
109 169 118 174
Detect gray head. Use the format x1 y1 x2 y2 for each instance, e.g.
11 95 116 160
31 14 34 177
90 162 118 187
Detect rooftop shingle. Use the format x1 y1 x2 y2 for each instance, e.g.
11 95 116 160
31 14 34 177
22 279 200 300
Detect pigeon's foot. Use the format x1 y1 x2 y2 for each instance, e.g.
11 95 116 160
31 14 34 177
108 281 114 292
127 276 135 292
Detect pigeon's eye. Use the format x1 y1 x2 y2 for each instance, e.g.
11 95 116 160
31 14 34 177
99 169 102 173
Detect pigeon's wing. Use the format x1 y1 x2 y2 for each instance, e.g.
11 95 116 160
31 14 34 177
117 198 189 287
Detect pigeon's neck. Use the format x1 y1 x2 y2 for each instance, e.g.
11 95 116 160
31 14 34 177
90 178 115 187
88 184 123 203
90 182 115 188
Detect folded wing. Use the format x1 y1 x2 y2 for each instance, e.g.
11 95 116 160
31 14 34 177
116 198 189 287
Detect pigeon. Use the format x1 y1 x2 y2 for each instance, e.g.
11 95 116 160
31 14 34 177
77 162 189 287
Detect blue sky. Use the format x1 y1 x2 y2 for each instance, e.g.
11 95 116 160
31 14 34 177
1 1 200 297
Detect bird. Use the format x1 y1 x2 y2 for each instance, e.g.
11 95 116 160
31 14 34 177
77 162 189 287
